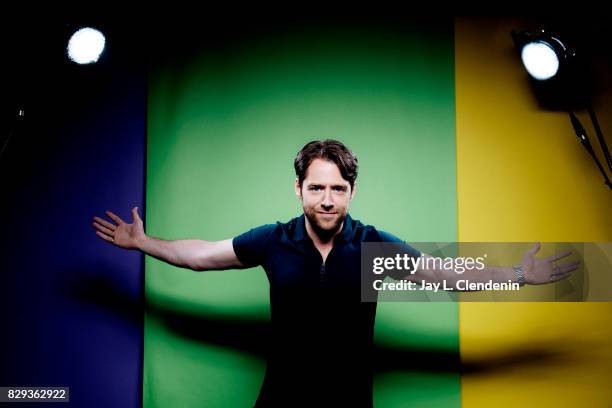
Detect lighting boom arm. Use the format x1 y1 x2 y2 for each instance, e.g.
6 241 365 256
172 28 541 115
568 111 612 190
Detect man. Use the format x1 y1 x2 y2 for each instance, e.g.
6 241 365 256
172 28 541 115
93 140 578 407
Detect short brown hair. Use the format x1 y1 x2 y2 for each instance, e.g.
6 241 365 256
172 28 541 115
294 139 358 188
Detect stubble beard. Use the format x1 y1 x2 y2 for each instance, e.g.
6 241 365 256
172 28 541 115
304 207 346 242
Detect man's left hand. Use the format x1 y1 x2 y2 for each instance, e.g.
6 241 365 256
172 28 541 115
522 242 580 285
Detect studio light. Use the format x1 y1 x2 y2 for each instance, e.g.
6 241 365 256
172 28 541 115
67 27 106 65
520 41 560 81
512 28 612 190
512 30 572 82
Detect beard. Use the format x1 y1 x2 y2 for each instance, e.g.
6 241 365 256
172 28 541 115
304 207 346 242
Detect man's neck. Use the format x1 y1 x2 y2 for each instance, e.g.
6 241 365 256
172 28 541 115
304 216 344 248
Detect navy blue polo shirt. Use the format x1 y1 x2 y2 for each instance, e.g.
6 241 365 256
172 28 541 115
233 213 420 408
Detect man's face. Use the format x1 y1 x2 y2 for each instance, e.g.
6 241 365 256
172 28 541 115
296 158 355 234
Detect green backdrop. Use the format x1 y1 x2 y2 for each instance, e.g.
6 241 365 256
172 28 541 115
145 22 459 407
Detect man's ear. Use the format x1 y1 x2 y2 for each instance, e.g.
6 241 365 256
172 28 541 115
295 177 302 199
350 182 357 200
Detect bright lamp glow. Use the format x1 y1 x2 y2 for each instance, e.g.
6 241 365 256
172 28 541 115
67 27 106 64
520 41 560 81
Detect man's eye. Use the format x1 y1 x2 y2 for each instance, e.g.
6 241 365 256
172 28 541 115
333 187 346 192
309 186 321 191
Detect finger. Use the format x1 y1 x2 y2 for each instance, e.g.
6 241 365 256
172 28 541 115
527 242 541 256
131 206 141 222
550 271 572 282
555 262 580 274
93 221 114 236
547 251 572 263
93 216 117 231
105 211 125 225
551 265 579 278
95 230 114 243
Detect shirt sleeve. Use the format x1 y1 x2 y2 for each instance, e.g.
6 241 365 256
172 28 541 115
232 224 277 268
376 229 422 280
376 230 421 258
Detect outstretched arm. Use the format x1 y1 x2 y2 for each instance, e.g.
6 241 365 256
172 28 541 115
413 242 579 288
92 207 244 271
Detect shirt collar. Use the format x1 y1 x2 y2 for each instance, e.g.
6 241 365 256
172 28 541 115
294 213 354 243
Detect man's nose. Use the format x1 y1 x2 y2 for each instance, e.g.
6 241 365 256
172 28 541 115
321 190 334 210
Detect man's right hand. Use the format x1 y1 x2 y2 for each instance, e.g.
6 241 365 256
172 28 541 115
92 206 243 271
93 207 145 250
